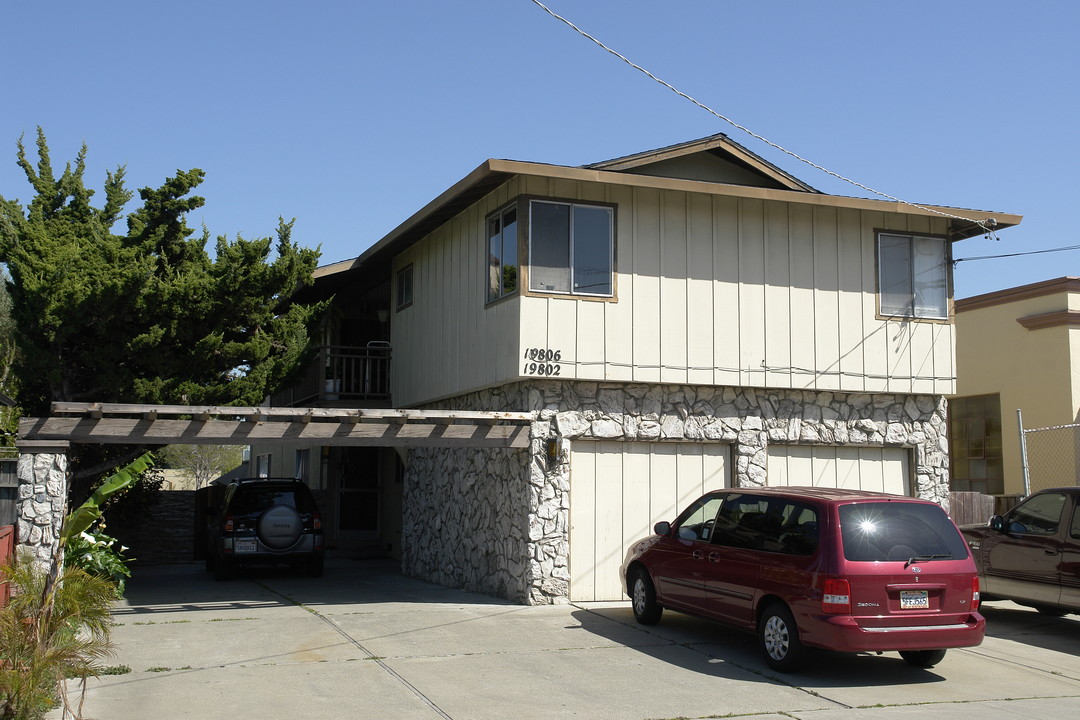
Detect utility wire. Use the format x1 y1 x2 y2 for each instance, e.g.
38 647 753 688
954 243 1080 265
529 0 997 236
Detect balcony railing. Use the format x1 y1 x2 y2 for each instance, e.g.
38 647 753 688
271 343 392 407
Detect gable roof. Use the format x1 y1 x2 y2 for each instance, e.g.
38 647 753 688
583 133 819 193
314 137 1021 285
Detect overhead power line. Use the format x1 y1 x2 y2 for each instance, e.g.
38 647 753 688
529 0 998 236
954 244 1080 265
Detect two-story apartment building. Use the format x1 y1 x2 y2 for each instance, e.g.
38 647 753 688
254 134 1021 603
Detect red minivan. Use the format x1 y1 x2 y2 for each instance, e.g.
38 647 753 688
620 487 983 672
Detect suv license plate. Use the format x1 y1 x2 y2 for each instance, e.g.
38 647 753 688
900 590 929 610
235 539 257 554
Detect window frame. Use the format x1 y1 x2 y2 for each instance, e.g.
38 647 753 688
485 196 617 304
486 203 520 304
527 198 615 298
875 230 951 321
396 263 413 311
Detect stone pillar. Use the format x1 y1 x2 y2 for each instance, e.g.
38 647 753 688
15 440 71 570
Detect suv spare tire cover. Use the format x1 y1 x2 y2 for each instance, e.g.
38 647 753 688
257 505 303 549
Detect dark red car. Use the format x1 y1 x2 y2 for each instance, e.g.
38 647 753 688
620 487 983 671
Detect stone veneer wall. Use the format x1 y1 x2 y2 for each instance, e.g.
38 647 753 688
402 381 950 605
401 445 535 602
16 452 68 568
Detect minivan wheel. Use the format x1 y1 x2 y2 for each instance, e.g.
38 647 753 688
899 649 947 668
630 568 663 625
759 603 805 672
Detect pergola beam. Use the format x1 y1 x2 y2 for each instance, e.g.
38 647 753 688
21 403 535 449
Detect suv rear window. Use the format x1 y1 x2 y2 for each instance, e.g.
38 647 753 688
838 502 968 562
232 487 315 515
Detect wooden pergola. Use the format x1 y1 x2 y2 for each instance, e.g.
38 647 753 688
19 402 534 449
13 402 536 566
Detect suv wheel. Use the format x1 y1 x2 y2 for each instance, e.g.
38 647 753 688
214 556 235 582
304 556 324 577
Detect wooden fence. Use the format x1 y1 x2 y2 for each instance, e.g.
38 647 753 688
948 492 996 527
0 524 13 608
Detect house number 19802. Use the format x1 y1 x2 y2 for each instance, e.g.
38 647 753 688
523 347 562 376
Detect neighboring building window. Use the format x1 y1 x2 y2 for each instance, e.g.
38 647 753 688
877 232 948 319
295 448 310 483
255 453 271 479
529 200 613 297
487 205 518 302
396 264 413 310
949 394 1004 494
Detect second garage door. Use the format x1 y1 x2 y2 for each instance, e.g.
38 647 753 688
766 445 911 495
569 441 730 602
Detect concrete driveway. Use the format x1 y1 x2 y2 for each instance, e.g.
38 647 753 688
51 556 1080 720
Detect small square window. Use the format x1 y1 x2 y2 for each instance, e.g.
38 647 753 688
396 264 413 310
877 232 948 319
529 200 613 297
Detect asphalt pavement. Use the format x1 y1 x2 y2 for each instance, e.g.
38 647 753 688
49 556 1080 720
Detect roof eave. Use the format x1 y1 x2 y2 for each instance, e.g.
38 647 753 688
314 159 1020 282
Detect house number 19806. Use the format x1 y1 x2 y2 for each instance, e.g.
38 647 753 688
523 347 562 376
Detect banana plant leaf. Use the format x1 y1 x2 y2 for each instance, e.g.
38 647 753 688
62 452 155 541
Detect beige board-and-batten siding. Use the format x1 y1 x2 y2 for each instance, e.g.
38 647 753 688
766 445 911 495
391 174 956 409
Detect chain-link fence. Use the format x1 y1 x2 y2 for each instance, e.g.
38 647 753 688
1020 420 1080 494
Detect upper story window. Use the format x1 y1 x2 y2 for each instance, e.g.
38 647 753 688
529 200 614 297
877 232 948 319
396 264 413 311
487 206 518 302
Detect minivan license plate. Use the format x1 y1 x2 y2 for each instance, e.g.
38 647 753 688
235 539 257 554
900 590 929 609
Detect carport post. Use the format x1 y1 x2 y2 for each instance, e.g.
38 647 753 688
14 439 71 572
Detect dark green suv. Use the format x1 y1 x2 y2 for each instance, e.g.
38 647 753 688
206 478 324 580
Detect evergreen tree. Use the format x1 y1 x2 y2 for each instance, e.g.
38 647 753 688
0 128 326 415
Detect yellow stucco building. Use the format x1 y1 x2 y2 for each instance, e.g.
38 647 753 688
952 277 1080 498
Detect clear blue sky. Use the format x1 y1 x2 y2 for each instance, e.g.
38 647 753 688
2 1 1076 299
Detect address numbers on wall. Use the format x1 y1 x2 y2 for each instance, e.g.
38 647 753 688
523 347 562 376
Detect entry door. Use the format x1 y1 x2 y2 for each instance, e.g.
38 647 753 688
335 447 380 541
569 441 730 602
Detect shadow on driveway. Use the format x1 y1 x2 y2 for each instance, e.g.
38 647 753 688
571 603 949 689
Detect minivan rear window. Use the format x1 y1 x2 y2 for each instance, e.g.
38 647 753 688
838 502 968 562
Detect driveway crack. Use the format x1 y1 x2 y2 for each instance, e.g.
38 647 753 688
256 583 454 720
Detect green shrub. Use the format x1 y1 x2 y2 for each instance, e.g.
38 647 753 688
63 530 132 597
0 555 116 720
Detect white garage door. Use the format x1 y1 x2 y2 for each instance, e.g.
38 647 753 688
766 445 911 495
569 441 730 602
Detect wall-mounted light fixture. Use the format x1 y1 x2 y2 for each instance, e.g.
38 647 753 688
546 436 565 464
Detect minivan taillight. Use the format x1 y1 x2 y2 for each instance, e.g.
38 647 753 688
972 576 980 611
223 514 234 533
822 578 851 614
